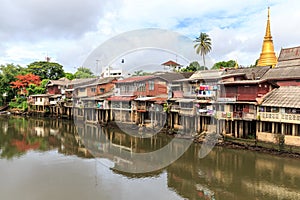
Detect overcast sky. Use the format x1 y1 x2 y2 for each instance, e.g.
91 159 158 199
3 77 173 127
0 0 299 73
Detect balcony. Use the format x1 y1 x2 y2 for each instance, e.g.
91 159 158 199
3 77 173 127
217 111 256 120
170 105 180 112
259 112 300 124
50 100 57 105
179 108 195 116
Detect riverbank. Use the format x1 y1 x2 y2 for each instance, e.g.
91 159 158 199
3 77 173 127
217 136 300 159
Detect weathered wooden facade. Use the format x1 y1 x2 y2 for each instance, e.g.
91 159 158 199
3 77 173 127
27 52 300 148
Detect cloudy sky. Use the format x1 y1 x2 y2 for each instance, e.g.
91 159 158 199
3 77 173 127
0 0 299 73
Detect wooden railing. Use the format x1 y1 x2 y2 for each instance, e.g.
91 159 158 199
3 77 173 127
170 105 180 112
179 108 195 116
217 111 256 120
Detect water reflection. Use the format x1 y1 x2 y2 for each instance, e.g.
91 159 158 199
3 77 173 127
0 116 91 159
167 145 300 200
1 116 300 200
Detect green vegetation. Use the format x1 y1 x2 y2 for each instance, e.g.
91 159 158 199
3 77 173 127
212 60 237 69
194 32 212 68
131 70 152 76
181 61 208 72
27 61 65 80
9 97 28 111
74 67 96 78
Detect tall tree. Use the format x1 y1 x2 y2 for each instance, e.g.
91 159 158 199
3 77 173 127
0 64 26 105
194 32 212 68
27 61 65 80
64 72 75 80
10 73 41 95
74 67 95 79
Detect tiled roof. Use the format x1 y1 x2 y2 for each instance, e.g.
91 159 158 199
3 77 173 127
154 72 187 82
116 75 154 83
70 78 98 86
47 78 70 86
161 60 181 66
262 66 300 80
76 77 116 88
261 86 300 108
277 46 300 67
223 66 270 80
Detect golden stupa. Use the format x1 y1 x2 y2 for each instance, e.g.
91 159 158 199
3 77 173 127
257 7 277 67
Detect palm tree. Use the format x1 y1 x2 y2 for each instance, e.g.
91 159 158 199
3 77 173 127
194 32 212 69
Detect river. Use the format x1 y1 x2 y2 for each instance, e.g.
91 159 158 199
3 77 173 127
0 116 300 200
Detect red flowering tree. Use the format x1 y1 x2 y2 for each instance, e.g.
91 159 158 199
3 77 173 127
10 73 41 94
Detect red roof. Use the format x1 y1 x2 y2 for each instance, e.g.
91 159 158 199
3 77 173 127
116 75 154 83
161 60 181 66
107 96 136 101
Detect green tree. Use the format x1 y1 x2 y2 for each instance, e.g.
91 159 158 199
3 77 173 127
0 64 26 105
131 70 151 76
65 72 75 80
74 67 96 79
194 32 212 68
212 60 236 70
27 79 50 95
181 61 208 72
27 61 65 80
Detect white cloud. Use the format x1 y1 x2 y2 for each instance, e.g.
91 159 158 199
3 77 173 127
0 0 299 72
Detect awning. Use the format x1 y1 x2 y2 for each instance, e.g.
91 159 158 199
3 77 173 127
194 99 210 103
176 98 195 103
65 89 74 92
135 97 155 101
107 96 136 101
50 94 62 98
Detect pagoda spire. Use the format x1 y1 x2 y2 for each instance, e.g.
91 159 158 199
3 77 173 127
257 7 277 67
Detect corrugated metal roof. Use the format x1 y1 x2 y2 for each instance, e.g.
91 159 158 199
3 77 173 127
189 70 223 80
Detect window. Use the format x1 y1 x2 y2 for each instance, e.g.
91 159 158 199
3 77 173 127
91 88 96 93
99 88 105 93
149 80 154 90
137 82 146 92
79 88 85 92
